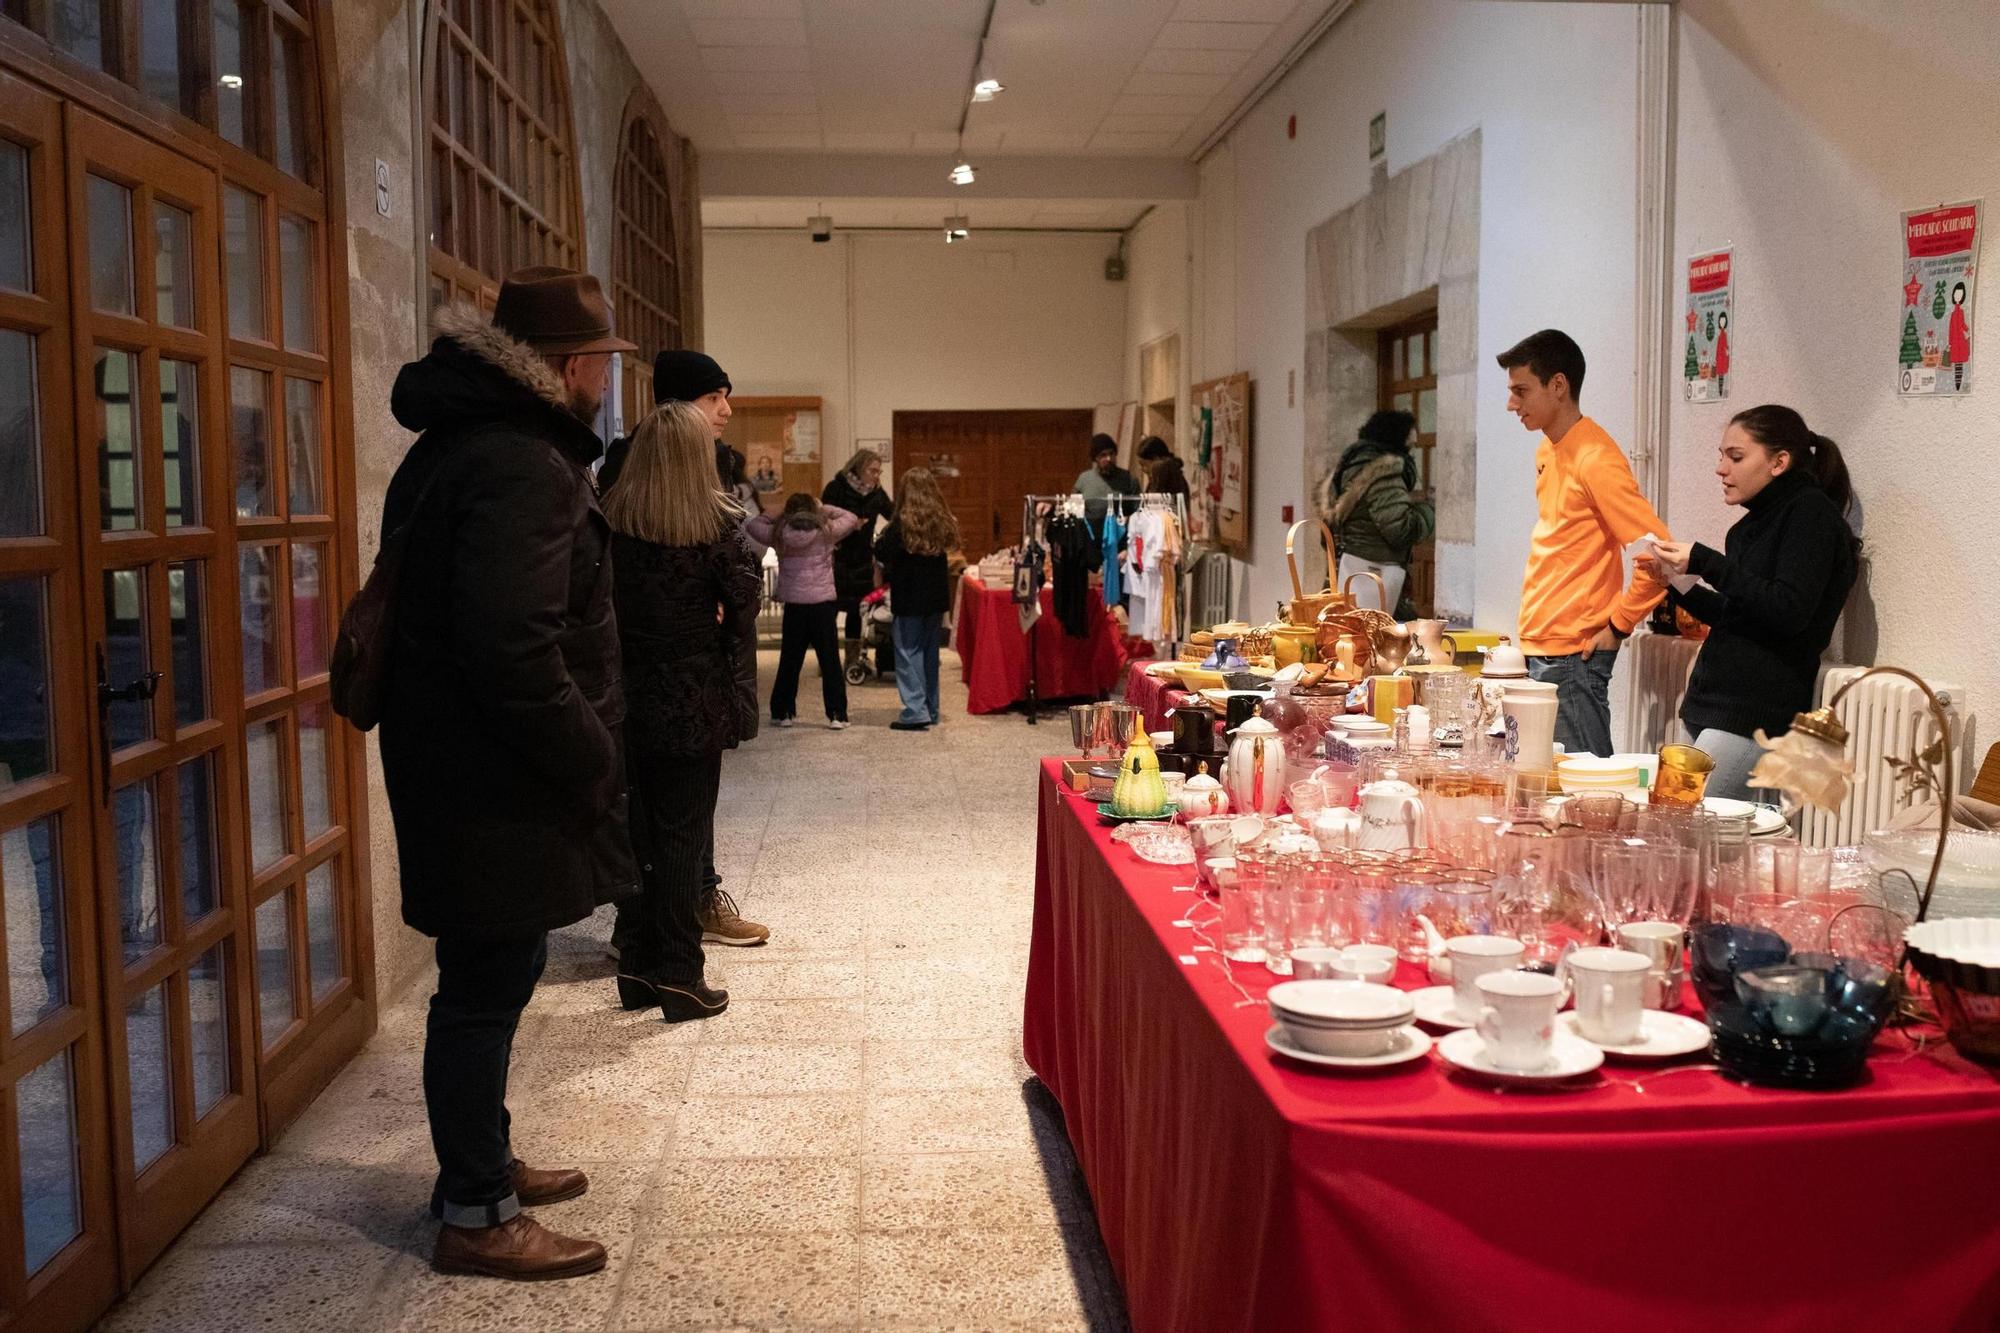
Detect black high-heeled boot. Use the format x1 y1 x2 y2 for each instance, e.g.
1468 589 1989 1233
616 972 729 1021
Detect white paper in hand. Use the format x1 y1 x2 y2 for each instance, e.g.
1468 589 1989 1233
1625 531 1702 595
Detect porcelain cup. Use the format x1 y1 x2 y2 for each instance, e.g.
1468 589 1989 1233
1474 970 1565 1072
1616 920 1686 1009
1332 943 1398 983
1447 935 1526 1022
1561 947 1652 1045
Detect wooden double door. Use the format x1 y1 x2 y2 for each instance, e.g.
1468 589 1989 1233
891 409 1097 556
0 60 368 1333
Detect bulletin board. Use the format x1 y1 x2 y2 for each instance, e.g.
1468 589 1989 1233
1189 372 1251 557
723 395 824 516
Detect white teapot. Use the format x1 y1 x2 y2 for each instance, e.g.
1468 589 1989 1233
1223 707 1285 817
1177 761 1230 820
1356 779 1426 852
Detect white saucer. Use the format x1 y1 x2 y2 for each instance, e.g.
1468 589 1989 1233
1558 1010 1710 1061
1702 797 1790 836
1265 1023 1433 1070
1435 1028 1605 1084
1409 984 1476 1030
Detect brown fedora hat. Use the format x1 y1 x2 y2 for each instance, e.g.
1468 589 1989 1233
493 265 638 355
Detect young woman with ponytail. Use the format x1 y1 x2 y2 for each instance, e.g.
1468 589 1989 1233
1640 404 1861 801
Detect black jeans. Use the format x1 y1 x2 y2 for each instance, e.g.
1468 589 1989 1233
771 601 846 722
835 595 863 643
615 750 722 985
424 931 547 1226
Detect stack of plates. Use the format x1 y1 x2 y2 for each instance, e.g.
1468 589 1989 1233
1705 1006 1870 1089
1556 754 1642 792
1267 981 1419 1062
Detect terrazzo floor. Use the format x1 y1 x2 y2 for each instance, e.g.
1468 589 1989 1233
98 649 1129 1331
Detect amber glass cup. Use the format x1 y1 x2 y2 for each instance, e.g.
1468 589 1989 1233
1650 744 1716 808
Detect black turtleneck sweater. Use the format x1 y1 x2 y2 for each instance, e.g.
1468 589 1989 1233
1671 470 1858 739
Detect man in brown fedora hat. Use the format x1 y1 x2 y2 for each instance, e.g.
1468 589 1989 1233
378 266 639 1280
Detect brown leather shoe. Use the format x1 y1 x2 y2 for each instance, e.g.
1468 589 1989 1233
510 1159 588 1207
432 1213 607 1281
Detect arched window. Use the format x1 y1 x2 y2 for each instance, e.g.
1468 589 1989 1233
612 96 685 426
423 0 584 310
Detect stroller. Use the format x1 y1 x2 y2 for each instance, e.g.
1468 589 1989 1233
845 586 896 685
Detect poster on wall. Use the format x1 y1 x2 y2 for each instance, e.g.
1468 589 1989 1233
1683 248 1734 402
1189 373 1251 558
784 410 821 462
1898 200 1980 396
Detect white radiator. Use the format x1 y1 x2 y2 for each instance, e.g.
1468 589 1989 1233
1611 632 1700 755
1801 666 1966 849
1186 552 1233 632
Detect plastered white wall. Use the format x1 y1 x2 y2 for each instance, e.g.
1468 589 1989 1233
1668 0 2000 738
1123 202 1191 427
1156 0 1642 630
705 230 1127 489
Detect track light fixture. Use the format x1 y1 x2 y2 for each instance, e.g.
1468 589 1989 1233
971 59 1003 102
944 215 970 243
949 160 976 186
808 214 832 242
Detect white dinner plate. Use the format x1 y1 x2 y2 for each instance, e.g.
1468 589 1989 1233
1557 1009 1710 1061
1265 1023 1432 1071
1701 797 1791 836
1408 984 1476 1030
1435 1028 1606 1085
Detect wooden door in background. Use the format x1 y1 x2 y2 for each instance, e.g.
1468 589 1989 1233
892 409 1095 556
1378 314 1438 617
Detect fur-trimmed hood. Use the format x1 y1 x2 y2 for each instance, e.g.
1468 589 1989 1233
391 303 603 469
1326 452 1408 526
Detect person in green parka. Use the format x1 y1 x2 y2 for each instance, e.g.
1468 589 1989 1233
1318 409 1435 620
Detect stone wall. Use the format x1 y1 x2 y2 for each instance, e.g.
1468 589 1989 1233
1302 130 1480 621
326 0 701 1001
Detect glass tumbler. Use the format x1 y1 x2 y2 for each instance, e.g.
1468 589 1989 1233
1225 849 1272 964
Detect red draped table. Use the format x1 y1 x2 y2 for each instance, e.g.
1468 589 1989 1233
1121 660 1196 733
953 573 1126 716
1024 759 2000 1332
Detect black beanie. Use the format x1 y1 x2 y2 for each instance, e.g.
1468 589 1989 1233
652 349 732 405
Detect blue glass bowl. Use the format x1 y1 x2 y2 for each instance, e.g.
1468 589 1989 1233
1706 955 1895 1089
1690 923 1790 1011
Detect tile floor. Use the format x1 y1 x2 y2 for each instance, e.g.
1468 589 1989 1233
100 650 1129 1331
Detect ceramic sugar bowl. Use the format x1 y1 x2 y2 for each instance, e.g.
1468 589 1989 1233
1177 761 1231 820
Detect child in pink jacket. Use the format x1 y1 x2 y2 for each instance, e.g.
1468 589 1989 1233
746 494 862 727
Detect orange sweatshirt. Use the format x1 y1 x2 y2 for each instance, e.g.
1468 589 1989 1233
1517 416 1670 656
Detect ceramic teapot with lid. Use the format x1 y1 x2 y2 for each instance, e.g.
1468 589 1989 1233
1177 761 1230 819
1223 706 1285 817
1356 779 1426 852
1480 636 1529 679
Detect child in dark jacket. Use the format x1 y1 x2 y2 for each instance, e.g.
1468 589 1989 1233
873 467 959 731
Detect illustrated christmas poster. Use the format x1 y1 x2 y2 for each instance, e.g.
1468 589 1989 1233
1898 201 1980 396
1683 248 1734 402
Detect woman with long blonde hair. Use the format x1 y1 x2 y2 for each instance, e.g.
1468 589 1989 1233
602 402 763 1021
873 466 960 730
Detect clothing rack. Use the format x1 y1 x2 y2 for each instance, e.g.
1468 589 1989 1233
1016 491 1190 725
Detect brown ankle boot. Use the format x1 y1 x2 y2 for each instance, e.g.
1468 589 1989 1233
432 1214 607 1281
509 1159 588 1207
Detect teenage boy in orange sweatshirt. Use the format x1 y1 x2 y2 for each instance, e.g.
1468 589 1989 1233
1498 329 1670 757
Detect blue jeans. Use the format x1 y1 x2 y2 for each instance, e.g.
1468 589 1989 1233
1526 649 1618 758
892 612 942 726
1691 727 1770 804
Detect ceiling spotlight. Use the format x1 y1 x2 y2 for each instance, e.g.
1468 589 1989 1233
808 214 832 243
219 73 244 89
948 160 976 186
971 60 1003 102
944 215 970 243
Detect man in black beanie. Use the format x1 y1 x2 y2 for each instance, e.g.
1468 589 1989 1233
601 347 773 951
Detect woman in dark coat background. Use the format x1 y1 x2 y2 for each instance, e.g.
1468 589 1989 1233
822 447 893 670
602 402 764 1021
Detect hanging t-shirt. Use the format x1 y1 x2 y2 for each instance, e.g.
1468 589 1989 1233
1124 509 1166 641
1101 508 1125 604
1046 512 1098 638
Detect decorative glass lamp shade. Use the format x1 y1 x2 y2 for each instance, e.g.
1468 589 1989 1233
1748 706 1856 813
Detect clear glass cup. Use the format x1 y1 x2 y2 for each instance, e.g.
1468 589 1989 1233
1287 779 1326 819
1221 852 1267 964
1288 854 1344 954
1187 817 1236 898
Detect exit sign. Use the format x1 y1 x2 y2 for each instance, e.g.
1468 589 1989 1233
1368 111 1386 162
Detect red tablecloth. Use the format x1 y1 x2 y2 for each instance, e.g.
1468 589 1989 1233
953 573 1126 715
1121 660 1195 732
1023 759 2000 1332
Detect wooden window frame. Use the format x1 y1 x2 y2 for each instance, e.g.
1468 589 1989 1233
1376 312 1439 617
611 88 683 428
421 0 585 310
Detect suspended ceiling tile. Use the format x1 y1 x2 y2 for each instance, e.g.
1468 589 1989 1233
1122 71 1231 97
998 130 1095 152
700 45 814 72
1172 0 1301 21
715 93 821 116
822 131 915 150
691 18 810 46
1097 114 1199 135
1111 93 1217 116
731 131 825 149
682 0 805 20
1090 131 1181 151
730 113 823 133
1153 21 1277 51
911 130 963 152
1138 47 1254 76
